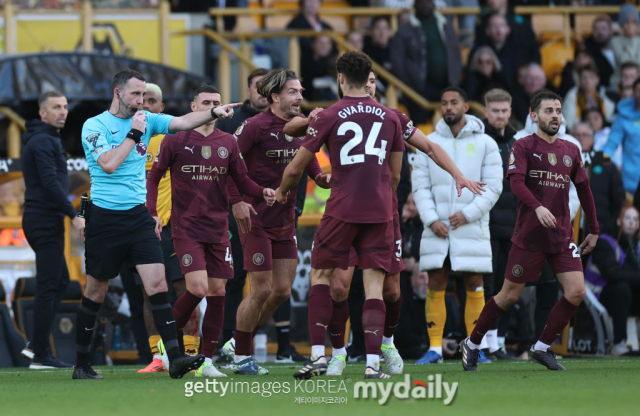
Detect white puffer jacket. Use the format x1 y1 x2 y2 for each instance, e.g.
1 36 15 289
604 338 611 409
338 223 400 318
412 115 503 273
514 115 581 220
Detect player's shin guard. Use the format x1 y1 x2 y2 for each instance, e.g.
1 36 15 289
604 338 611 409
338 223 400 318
426 290 446 348
538 296 579 345
362 299 385 354
384 294 402 338
308 284 332 356
149 292 180 362
470 297 506 345
202 296 225 359
329 299 350 349
172 290 203 331
465 289 485 337
76 296 101 366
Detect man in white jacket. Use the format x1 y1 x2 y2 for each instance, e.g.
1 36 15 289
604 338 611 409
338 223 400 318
413 87 503 364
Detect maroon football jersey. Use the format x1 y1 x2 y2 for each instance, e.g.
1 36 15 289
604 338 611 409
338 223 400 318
507 134 588 253
148 129 257 244
231 108 322 229
391 109 417 142
302 96 404 223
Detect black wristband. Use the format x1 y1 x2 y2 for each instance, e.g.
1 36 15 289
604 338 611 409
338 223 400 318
210 106 220 120
127 129 143 144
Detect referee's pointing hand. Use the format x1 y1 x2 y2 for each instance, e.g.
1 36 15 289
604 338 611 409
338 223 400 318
132 111 147 132
213 103 243 119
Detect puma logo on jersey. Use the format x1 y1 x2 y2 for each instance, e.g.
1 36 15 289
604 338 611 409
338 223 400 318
270 132 280 140
185 146 194 153
315 323 328 329
364 329 379 336
533 153 542 161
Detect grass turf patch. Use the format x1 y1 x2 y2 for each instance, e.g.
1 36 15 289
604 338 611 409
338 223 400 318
1 358 639 416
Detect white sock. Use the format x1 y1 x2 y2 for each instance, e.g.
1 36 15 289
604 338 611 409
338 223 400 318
480 336 489 350
534 341 551 352
429 346 443 355
205 357 212 364
382 335 394 347
366 354 379 369
332 347 347 357
234 354 249 363
486 329 499 353
497 336 505 349
311 345 325 360
466 339 481 350
153 354 161 360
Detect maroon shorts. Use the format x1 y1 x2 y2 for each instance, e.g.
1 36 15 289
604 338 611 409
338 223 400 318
312 215 394 272
505 242 583 283
173 238 234 279
346 214 404 274
239 224 298 272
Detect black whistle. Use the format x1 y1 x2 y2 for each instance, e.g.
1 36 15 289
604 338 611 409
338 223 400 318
78 193 89 218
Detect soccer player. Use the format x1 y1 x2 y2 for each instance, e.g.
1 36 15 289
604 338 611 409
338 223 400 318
147 85 276 378
284 69 485 375
460 90 599 371
276 51 405 379
76 68 240 380
133 83 190 373
220 68 329 375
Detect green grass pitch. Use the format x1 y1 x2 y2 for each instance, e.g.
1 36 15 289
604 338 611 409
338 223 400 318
1 358 639 416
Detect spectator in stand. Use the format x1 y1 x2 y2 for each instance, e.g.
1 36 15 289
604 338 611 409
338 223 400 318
583 14 616 90
363 16 393 73
563 64 615 131
481 88 518 360
217 68 270 134
558 48 595 98
585 204 640 355
511 63 552 126
583 108 619 169
287 0 333 66
345 31 364 51
300 35 338 101
604 78 640 194
573 122 625 237
611 5 640 89
611 61 640 102
462 46 510 103
474 0 540 69
390 0 462 123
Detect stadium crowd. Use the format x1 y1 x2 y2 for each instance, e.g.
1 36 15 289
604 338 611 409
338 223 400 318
10 0 640 377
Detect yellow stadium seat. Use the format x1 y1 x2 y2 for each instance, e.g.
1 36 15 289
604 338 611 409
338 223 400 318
417 122 435 136
575 14 598 42
234 16 261 33
541 39 576 89
531 14 564 41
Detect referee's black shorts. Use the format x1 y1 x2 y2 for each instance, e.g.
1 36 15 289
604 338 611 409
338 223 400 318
85 204 164 280
134 222 184 285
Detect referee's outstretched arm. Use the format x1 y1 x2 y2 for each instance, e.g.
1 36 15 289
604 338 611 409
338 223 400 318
167 102 242 133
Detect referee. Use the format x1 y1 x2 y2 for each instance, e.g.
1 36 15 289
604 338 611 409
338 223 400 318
74 69 241 380
21 91 85 369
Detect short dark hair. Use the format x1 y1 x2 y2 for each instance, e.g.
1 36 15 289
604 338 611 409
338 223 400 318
621 61 640 72
578 63 599 77
112 69 146 92
247 68 269 88
370 15 390 29
335 51 372 89
440 86 468 102
530 89 562 112
256 68 300 104
193 85 220 102
38 90 65 108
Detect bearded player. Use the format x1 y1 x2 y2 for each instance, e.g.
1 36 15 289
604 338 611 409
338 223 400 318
283 69 485 375
460 90 599 371
147 85 276 377
219 68 330 375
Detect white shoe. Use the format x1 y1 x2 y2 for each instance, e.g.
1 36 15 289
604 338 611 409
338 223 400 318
195 361 227 378
611 340 630 356
326 355 346 376
157 339 170 371
381 344 404 374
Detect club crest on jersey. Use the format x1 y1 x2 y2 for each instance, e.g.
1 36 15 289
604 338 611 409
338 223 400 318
253 253 265 266
182 254 193 267
512 264 523 277
202 146 212 159
135 141 147 157
217 146 229 159
548 153 557 166
563 155 572 167
285 134 294 142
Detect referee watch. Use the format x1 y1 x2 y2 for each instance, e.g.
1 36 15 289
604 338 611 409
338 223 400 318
127 129 143 144
210 106 220 120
